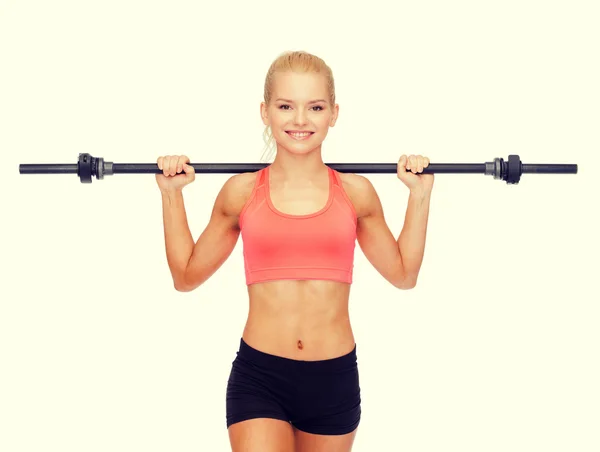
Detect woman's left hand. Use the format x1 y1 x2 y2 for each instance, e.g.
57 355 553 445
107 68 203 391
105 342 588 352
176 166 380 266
397 154 435 195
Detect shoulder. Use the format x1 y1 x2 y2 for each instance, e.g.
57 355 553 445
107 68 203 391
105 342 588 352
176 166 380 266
336 171 380 218
219 170 260 217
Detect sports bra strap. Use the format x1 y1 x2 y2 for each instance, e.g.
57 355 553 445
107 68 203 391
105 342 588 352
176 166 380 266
330 166 342 187
259 167 267 185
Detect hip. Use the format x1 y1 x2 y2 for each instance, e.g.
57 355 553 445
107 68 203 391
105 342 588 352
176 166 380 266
226 336 361 433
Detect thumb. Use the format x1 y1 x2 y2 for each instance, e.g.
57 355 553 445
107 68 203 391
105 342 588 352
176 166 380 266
398 155 408 172
182 164 195 181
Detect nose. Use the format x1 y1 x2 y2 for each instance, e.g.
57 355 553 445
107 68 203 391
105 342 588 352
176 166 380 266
293 109 308 126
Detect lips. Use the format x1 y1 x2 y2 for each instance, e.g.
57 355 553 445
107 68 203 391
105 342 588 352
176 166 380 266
286 132 313 142
286 131 314 139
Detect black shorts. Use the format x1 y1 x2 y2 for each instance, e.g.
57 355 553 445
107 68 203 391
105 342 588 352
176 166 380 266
225 337 361 435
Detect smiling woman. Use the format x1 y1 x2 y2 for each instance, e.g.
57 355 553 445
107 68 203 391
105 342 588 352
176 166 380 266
259 52 338 164
259 70 339 161
154 50 434 452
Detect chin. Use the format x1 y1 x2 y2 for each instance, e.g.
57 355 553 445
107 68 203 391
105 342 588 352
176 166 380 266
277 145 316 156
282 140 322 154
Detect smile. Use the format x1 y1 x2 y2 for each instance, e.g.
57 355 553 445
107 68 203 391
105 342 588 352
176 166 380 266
286 131 314 140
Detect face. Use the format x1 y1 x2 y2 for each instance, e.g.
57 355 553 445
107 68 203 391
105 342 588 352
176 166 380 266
260 71 339 156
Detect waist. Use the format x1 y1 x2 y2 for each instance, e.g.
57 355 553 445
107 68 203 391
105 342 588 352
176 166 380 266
235 337 357 371
243 280 354 360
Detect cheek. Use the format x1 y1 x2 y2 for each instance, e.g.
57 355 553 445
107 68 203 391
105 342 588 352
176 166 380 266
315 115 333 130
270 119 286 135
269 113 285 128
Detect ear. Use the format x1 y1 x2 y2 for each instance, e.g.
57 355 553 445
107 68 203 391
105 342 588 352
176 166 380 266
329 103 340 127
260 102 269 126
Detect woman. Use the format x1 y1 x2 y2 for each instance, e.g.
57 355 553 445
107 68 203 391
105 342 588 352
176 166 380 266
155 51 434 452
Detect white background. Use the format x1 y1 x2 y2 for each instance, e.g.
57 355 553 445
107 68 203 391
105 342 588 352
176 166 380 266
1 1 598 451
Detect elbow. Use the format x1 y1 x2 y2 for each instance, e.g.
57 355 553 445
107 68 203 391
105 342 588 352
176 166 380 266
174 283 193 292
393 271 418 290
395 280 417 290
173 269 200 293
173 277 189 291
174 278 203 293
174 281 202 292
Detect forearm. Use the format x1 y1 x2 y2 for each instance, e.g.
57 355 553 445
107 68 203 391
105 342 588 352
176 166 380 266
160 189 195 287
397 189 432 285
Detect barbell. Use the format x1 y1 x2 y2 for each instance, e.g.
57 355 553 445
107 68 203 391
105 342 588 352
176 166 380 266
19 153 578 185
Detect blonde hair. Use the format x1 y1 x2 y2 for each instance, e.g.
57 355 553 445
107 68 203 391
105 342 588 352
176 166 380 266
260 51 336 163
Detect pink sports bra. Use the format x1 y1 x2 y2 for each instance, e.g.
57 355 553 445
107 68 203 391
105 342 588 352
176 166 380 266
239 165 357 285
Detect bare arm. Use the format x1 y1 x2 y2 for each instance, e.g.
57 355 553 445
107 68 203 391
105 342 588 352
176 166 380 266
349 174 431 289
397 190 432 286
160 188 196 290
160 173 254 292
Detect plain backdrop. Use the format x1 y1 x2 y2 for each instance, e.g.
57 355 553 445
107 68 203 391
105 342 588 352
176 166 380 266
1 1 598 451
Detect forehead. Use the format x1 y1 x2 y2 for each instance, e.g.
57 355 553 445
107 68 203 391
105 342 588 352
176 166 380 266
272 71 328 100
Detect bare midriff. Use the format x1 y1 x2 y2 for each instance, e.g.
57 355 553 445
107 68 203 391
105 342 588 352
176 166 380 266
243 279 355 361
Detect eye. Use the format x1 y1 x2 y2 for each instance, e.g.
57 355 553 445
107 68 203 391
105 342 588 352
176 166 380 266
278 104 324 111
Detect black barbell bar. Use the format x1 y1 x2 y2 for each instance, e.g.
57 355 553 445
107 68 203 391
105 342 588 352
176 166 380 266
18 153 578 185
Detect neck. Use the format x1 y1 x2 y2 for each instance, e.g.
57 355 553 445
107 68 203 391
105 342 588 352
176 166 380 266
269 146 328 181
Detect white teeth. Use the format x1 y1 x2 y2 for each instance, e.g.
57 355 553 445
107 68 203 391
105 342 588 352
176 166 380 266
288 132 311 138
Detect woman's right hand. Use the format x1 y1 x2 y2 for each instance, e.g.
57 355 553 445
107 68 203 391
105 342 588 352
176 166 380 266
155 155 196 192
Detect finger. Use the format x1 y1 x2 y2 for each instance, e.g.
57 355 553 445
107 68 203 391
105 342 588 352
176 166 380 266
169 156 178 176
180 155 191 174
409 155 417 173
417 156 424 173
162 156 171 176
165 155 174 176
423 157 430 168
157 156 163 171
398 155 407 172
412 155 419 172
176 155 185 174
164 155 171 176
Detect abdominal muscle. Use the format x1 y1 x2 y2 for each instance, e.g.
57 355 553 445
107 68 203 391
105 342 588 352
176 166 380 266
242 279 356 361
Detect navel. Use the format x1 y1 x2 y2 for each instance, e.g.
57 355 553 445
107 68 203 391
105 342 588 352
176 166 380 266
297 339 304 350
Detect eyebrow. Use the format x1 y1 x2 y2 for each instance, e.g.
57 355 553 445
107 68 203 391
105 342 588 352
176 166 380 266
275 98 327 104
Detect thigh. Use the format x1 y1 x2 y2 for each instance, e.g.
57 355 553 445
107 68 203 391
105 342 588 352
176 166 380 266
294 426 358 452
229 418 295 452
